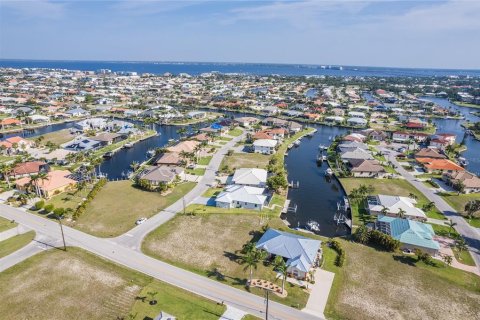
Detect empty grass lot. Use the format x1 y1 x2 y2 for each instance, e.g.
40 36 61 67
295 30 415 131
71 181 196 237
442 193 480 228
0 248 225 320
0 216 17 233
228 128 243 137
32 128 75 145
46 184 93 210
197 156 212 165
0 231 35 258
340 178 446 225
221 153 271 170
323 238 480 320
186 168 206 176
143 214 309 308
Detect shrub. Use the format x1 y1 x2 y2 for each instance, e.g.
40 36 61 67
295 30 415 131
34 200 45 211
53 207 65 217
330 239 346 267
44 204 54 213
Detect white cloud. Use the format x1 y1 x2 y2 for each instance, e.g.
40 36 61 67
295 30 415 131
112 0 202 16
0 0 66 19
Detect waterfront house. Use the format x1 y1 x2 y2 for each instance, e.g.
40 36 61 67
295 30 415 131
442 171 480 193
137 165 184 186
9 161 50 178
187 111 207 119
416 158 464 174
253 139 277 154
367 194 427 221
342 133 366 142
167 140 200 154
375 215 440 255
0 118 22 129
28 114 50 124
255 229 322 280
252 131 274 140
66 107 90 117
347 117 367 126
92 132 124 145
63 137 103 152
263 106 279 116
0 136 34 153
156 152 183 166
347 111 366 118
74 118 108 131
234 116 260 128
230 168 268 187
15 169 77 198
429 133 456 149
340 148 374 162
200 123 226 136
262 117 288 128
361 129 388 141
215 185 268 210
338 141 368 152
348 159 386 178
392 131 429 143
324 116 344 124
414 148 446 160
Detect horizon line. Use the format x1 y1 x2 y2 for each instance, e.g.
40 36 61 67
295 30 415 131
0 58 479 72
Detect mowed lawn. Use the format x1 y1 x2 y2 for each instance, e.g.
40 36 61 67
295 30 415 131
0 231 35 258
34 128 75 145
0 248 225 320
143 214 310 308
0 216 17 232
442 193 480 228
323 239 480 320
221 153 271 170
340 178 446 224
71 181 196 237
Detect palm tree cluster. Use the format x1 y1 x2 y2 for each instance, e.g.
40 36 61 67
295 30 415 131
349 184 375 203
464 200 480 220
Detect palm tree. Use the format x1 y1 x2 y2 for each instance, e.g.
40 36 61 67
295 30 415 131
408 193 418 201
242 250 259 284
422 201 435 212
464 200 480 220
130 161 140 172
179 150 189 166
29 174 41 196
90 157 103 179
380 206 389 216
273 255 288 294
455 238 468 252
397 208 406 219
193 144 202 163
0 163 12 188
446 219 457 237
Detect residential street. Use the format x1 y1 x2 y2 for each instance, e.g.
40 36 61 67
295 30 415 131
385 150 480 271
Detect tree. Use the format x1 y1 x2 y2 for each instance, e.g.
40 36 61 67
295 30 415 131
44 204 54 213
446 219 457 237
130 161 140 172
443 255 453 266
397 208 406 219
455 238 468 252
464 200 480 220
267 174 288 193
422 201 435 212
241 248 266 284
53 207 65 218
353 225 370 244
0 163 12 188
408 193 418 201
273 255 288 294
380 206 389 216
34 200 45 211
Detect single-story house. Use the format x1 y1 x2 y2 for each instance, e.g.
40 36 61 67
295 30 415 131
338 141 368 152
137 165 184 186
167 140 200 154
231 168 268 187
392 131 429 143
187 111 207 119
66 107 90 117
415 148 446 160
429 133 456 149
442 171 480 194
215 185 268 210
92 132 124 145
235 116 260 128
256 229 322 280
0 118 22 128
28 115 50 123
0 136 35 153
9 161 50 178
15 170 77 198
348 159 386 178
156 152 183 166
347 111 366 118
416 158 464 174
63 137 103 151
347 117 367 126
376 215 440 255
253 139 277 154
340 148 374 162
367 194 427 221
342 133 366 142
324 116 344 124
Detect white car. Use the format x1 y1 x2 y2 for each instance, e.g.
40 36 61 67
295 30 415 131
135 217 147 225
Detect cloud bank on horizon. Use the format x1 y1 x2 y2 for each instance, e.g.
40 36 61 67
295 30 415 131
0 0 479 69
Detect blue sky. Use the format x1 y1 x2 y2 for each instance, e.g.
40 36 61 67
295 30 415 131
0 0 479 69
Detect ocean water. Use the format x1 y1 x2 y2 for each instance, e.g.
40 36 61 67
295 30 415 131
1 59 479 78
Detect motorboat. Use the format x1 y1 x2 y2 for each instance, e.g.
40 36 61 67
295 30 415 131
458 157 469 167
325 168 334 176
294 140 301 147
123 142 134 148
103 151 114 159
306 220 320 232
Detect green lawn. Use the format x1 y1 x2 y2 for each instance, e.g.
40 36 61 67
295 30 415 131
228 128 243 137
46 184 93 210
218 136 233 141
340 178 446 225
0 247 225 320
429 223 459 239
186 203 282 218
186 168 206 176
197 156 213 165
202 187 223 198
71 181 196 237
442 193 480 227
143 214 309 309
0 231 35 258
323 238 480 320
32 128 75 146
0 155 14 164
0 216 17 233
221 153 271 171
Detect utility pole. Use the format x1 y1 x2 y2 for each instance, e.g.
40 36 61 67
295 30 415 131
57 216 67 251
265 288 270 320
183 197 186 215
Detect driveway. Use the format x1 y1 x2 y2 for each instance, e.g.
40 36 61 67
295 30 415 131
302 269 335 319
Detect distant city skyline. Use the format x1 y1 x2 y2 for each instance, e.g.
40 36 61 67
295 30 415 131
1 0 479 70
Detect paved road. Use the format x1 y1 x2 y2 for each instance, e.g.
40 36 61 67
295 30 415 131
0 204 321 320
113 132 246 250
384 149 480 271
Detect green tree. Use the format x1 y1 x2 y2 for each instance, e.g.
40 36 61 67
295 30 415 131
267 174 288 193
44 204 54 213
446 219 457 237
273 255 288 294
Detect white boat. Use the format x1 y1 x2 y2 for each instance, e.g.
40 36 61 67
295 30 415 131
322 155 327 161
306 220 320 232
294 140 301 146
146 149 155 157
458 157 469 167
325 168 333 176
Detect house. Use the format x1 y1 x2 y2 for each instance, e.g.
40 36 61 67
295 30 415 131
340 148 374 162
0 118 22 129
63 137 103 151
416 158 464 174
338 141 368 152
347 117 367 126
166 140 200 154
376 216 440 255
256 229 322 280
92 132 124 145
415 148 446 160
443 171 480 194
367 194 427 221
361 129 388 141
74 118 108 131
15 170 77 198
9 161 50 178
324 116 344 124
264 128 286 140
156 152 183 166
262 117 288 128
263 106 279 115
392 132 429 143
215 185 268 210
231 168 268 187
42 149 74 165
234 116 260 128
429 133 456 149
253 139 277 154
342 133 366 142
347 111 366 118
348 159 386 178
0 136 35 152
200 123 226 136
187 111 206 119
252 131 274 140
137 165 184 186
66 107 90 117
28 115 50 123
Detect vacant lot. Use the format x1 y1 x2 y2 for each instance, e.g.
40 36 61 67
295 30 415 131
228 128 243 137
443 193 480 227
46 184 93 210
221 153 271 170
0 248 225 320
0 216 17 232
143 214 309 308
35 128 75 145
0 231 35 258
340 178 445 224
323 239 480 320
72 181 195 237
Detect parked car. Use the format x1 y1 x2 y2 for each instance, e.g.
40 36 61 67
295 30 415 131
135 217 147 225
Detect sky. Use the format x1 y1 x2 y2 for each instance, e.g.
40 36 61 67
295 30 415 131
0 0 479 69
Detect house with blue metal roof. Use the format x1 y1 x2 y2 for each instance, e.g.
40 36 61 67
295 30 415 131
256 229 322 280
376 215 440 255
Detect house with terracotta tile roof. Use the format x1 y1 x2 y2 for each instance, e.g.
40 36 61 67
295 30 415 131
16 170 77 198
417 158 464 174
9 161 50 178
0 118 22 128
252 131 274 140
442 171 480 194
166 140 200 154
